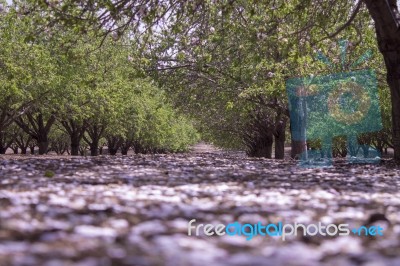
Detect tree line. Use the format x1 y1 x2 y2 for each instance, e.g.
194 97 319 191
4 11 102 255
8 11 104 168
0 2 199 156
2 0 400 161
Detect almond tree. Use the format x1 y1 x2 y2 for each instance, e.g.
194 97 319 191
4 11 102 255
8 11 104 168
23 0 398 160
0 2 58 154
363 0 400 161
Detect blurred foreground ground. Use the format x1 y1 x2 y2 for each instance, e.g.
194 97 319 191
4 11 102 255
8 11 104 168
0 144 399 266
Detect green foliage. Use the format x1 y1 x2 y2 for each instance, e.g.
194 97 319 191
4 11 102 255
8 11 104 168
0 1 198 155
142 0 393 153
105 78 200 153
0 0 395 156
0 3 58 129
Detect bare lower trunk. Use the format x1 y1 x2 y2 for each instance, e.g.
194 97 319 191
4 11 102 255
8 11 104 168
288 92 307 159
274 117 287 159
90 139 99 156
60 120 86 156
256 144 273 158
84 124 105 157
291 140 307 159
133 141 143 154
275 138 285 159
70 134 81 156
364 0 400 162
0 132 12 154
15 113 55 156
20 147 27 154
109 148 118 155
71 144 79 156
106 136 122 156
38 140 48 155
121 146 130 155
248 133 274 158
386 76 400 161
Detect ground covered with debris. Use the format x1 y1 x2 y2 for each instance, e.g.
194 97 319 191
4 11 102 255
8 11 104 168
0 146 400 266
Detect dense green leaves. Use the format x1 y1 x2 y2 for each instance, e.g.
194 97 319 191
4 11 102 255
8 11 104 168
0 0 396 158
0 1 198 155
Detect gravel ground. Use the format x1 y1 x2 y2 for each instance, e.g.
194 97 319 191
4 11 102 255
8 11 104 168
0 147 400 266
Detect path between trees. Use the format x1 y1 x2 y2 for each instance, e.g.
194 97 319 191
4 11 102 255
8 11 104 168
0 151 399 265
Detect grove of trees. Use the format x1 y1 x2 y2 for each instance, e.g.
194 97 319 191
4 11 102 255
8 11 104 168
1 0 399 162
0 0 199 156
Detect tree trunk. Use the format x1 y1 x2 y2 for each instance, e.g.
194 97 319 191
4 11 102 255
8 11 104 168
20 147 27 154
90 139 99 156
386 74 400 161
290 116 307 159
0 132 7 154
274 116 287 159
106 136 122 156
37 132 49 155
121 141 132 155
84 124 105 157
364 0 400 161
275 137 285 159
15 134 31 155
288 90 308 159
60 120 86 156
71 143 79 156
109 147 118 155
133 141 142 154
38 140 49 155
0 132 13 154
291 140 307 159
247 132 274 158
259 143 273 158
121 147 129 155
69 131 81 156
15 113 55 156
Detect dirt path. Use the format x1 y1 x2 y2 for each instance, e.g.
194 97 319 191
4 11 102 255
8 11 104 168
0 154 399 265
190 142 222 153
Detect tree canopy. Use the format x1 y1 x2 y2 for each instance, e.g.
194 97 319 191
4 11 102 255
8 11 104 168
0 0 399 161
